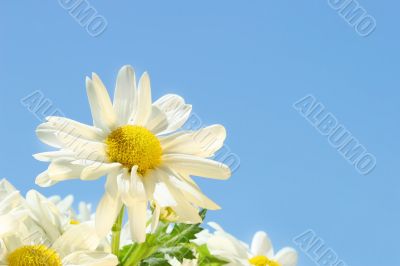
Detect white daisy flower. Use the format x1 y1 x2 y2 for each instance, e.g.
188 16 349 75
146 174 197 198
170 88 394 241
0 179 70 243
49 195 111 254
0 179 118 266
0 180 27 237
49 195 94 223
0 222 118 266
34 65 231 243
194 223 298 266
49 195 74 214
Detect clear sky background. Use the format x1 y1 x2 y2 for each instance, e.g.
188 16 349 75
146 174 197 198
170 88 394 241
0 1 399 265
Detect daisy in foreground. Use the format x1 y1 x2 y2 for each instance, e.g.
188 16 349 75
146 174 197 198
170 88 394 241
1 223 118 266
0 179 118 266
194 223 298 266
34 65 231 248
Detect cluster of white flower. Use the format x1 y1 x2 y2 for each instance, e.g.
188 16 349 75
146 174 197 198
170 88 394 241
0 66 298 266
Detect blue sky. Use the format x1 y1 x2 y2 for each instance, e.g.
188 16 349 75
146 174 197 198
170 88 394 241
0 1 399 265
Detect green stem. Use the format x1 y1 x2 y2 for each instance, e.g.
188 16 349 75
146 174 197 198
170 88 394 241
124 244 159 266
120 218 155 265
111 206 125 256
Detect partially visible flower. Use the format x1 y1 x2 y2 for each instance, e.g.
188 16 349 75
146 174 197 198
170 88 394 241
194 223 298 266
248 231 297 266
76 201 94 222
0 179 27 237
0 212 25 237
49 195 94 223
34 65 231 243
49 195 74 216
0 179 69 242
0 179 118 265
0 222 118 266
48 194 111 253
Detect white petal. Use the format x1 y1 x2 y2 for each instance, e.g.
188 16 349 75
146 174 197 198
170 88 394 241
0 211 26 237
251 231 274 257
151 170 177 207
36 128 107 163
117 167 147 205
171 175 220 210
206 231 249 261
26 190 64 242
33 151 75 162
36 128 63 148
145 106 168 134
57 133 107 162
0 189 24 214
127 201 147 243
55 195 74 214
53 223 99 257
275 247 298 266
95 194 122 238
162 125 226 157
113 65 137 125
35 171 59 187
0 179 17 195
158 170 202 224
47 158 85 181
131 72 152 126
86 75 117 132
154 94 192 134
208 222 225 232
105 171 120 198
62 251 119 266
151 204 160 233
129 168 147 201
45 116 106 141
78 202 92 222
81 162 121 181
162 167 219 210
120 222 132 247
142 171 157 199
162 154 231 180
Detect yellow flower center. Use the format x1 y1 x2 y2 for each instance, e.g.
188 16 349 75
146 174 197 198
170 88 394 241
160 207 179 222
106 125 162 175
249 255 281 266
70 219 80 225
7 245 62 266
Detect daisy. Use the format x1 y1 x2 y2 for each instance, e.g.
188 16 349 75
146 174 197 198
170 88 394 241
1 179 71 243
0 179 27 237
0 179 118 266
49 195 94 223
194 223 298 266
34 65 231 244
0 221 118 266
49 195 114 253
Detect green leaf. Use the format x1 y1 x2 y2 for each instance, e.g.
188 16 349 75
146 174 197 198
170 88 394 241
119 210 208 266
161 210 207 246
196 244 229 266
156 245 196 262
119 243 138 262
139 257 171 266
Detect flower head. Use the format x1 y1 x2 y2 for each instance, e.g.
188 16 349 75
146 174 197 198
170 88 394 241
34 65 231 243
194 223 298 266
0 179 118 266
